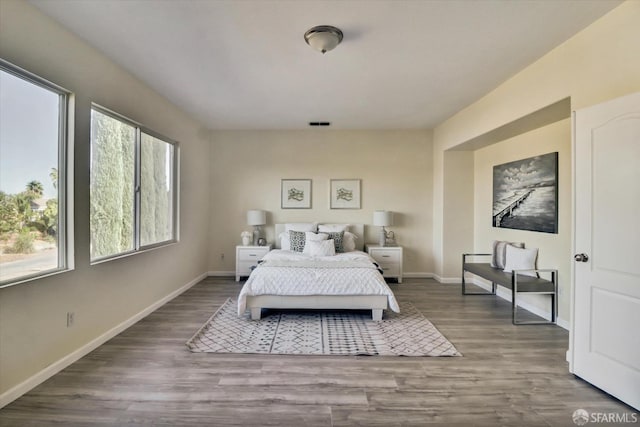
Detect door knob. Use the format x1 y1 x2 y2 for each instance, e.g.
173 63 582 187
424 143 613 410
574 253 589 262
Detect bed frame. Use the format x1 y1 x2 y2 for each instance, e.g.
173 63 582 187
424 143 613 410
245 223 389 321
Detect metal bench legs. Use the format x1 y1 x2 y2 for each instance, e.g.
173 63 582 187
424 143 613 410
512 270 558 325
461 253 496 295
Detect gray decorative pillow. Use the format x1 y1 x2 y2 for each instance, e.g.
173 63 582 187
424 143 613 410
325 231 345 253
491 240 525 269
289 230 306 252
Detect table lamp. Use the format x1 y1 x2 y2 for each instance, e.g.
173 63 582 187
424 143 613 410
247 210 266 246
373 210 394 247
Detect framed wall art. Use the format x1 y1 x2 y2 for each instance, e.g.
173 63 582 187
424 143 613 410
330 179 361 209
281 179 312 209
492 152 558 233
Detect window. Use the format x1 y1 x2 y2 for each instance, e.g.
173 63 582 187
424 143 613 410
140 132 176 246
0 60 71 286
90 109 135 259
90 106 178 262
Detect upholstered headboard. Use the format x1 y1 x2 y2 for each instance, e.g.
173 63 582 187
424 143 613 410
274 223 365 251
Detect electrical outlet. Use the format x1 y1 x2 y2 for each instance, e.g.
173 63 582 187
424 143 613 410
220 253 224 261
66 312 75 327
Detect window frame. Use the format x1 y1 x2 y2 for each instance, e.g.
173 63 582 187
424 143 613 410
0 58 73 288
90 104 179 264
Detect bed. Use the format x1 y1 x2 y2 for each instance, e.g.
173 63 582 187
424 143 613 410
238 223 400 321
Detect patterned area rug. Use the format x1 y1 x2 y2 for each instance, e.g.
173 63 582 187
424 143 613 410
186 299 460 356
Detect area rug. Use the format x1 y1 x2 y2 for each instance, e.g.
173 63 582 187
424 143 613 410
186 298 460 356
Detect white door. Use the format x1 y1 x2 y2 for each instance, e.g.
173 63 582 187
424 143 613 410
571 92 640 410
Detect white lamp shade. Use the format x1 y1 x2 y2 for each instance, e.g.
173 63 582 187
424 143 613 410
247 210 266 226
373 210 393 227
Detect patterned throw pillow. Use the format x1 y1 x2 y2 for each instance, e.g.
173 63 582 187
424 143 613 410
289 230 306 252
325 231 345 253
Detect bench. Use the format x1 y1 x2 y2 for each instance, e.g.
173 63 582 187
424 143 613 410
462 253 558 325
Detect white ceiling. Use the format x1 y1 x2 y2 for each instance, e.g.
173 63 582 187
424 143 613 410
31 0 620 130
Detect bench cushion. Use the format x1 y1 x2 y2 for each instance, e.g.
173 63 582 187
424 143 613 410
463 263 555 293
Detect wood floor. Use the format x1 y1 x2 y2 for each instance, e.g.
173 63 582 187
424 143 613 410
0 278 633 426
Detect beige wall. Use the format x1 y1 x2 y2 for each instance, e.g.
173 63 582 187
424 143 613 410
433 0 640 293
208 130 433 275
441 151 474 281
0 1 211 399
473 119 571 320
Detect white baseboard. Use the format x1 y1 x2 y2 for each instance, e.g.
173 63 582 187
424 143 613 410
433 274 460 284
402 272 434 279
0 272 208 409
556 317 570 330
421 276 569 329
471 278 568 330
208 271 467 283
209 271 441 280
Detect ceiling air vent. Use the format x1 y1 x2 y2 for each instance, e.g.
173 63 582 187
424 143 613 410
309 122 331 127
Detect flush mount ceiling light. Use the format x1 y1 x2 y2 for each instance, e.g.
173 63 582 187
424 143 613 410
304 25 343 54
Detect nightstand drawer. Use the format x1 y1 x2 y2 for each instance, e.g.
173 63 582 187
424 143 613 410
368 249 401 263
237 248 268 261
377 264 400 277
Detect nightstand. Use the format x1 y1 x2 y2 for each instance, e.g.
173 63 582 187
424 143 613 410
366 245 403 283
236 245 271 282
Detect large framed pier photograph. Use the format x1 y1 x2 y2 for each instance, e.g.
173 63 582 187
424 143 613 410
492 152 558 234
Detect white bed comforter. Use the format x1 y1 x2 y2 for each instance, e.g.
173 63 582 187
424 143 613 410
237 249 400 315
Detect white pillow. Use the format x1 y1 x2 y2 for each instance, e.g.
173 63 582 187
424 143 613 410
318 223 350 233
343 231 357 252
503 245 538 277
302 232 328 254
285 222 317 232
306 231 328 241
304 239 336 257
279 231 291 250
491 240 525 269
